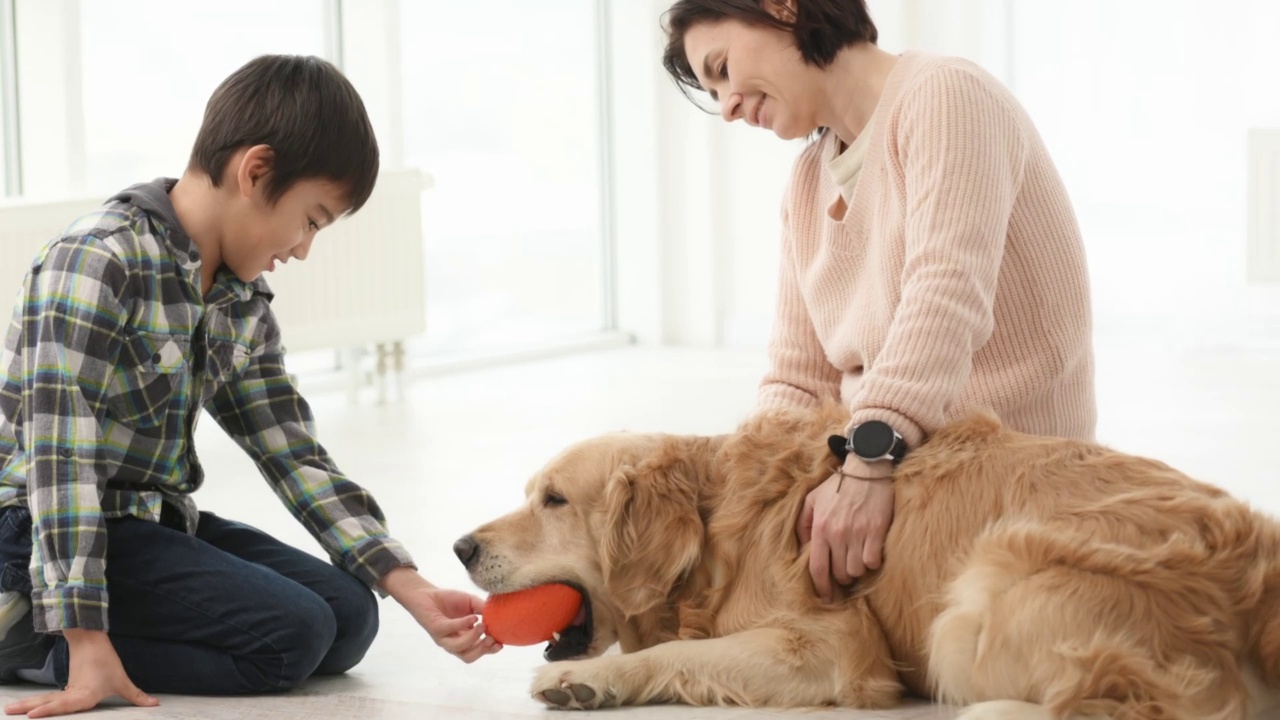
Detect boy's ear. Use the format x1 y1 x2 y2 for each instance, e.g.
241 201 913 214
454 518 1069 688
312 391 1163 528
235 144 275 198
764 0 796 22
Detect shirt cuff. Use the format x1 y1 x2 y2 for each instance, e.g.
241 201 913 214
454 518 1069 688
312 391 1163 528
31 586 109 634
343 537 417 596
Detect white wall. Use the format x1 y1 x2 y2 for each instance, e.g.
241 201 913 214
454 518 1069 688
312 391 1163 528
604 0 667 346
1008 0 1280 345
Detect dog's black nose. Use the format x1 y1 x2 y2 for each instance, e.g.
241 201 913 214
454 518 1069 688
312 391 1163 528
453 535 479 567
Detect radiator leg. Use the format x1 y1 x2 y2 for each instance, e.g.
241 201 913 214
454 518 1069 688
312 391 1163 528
341 346 362 406
392 340 406 403
375 342 389 405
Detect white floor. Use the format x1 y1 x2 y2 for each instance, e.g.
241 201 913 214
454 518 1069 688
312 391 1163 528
1 333 1278 719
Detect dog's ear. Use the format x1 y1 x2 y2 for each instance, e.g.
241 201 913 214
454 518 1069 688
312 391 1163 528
599 456 703 618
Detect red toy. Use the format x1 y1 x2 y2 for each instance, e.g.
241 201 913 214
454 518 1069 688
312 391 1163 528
482 583 583 646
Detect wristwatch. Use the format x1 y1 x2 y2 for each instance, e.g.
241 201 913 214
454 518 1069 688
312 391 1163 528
845 420 906 464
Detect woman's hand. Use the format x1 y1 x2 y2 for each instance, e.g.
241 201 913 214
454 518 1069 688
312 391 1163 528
796 458 895 602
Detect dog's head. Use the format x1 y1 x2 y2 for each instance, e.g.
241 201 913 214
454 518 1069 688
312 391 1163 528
454 431 708 661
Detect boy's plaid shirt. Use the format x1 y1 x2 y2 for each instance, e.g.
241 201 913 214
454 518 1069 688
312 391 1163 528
0 179 414 634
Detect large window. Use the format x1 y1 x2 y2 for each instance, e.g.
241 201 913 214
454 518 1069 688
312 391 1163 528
12 0 330 198
5 0 615 363
399 0 609 354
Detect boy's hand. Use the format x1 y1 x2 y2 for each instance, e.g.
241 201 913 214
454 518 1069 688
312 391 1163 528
379 567 502 663
4 629 158 718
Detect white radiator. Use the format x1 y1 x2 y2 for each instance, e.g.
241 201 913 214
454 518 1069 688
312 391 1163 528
0 196 106 314
0 169 427 399
1248 128 1280 284
264 169 427 353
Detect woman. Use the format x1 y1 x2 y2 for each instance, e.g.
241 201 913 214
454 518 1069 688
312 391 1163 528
661 0 1096 602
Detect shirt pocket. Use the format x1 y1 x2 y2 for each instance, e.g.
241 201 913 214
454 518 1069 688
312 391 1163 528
206 338 253 381
107 330 189 429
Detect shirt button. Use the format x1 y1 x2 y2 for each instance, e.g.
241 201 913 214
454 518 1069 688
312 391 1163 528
152 353 162 363
59 448 72 458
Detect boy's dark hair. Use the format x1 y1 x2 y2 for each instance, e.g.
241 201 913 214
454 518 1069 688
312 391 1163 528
661 0 878 103
188 55 379 214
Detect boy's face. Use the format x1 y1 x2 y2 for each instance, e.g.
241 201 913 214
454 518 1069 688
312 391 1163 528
222 146 351 283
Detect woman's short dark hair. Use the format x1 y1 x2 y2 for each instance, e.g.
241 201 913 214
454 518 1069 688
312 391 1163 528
661 0 878 101
188 54 379 214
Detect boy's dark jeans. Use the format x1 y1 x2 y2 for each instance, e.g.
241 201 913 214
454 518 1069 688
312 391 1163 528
0 504 378 694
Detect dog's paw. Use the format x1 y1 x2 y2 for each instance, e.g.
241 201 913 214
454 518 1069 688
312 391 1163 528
531 660 617 710
956 700 1054 720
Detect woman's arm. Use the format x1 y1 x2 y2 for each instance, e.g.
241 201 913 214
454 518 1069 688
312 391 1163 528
850 63 1027 449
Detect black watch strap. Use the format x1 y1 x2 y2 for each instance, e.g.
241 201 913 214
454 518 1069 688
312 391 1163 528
827 434 850 463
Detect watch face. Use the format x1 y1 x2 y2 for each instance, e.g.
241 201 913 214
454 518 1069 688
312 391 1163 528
853 421 895 458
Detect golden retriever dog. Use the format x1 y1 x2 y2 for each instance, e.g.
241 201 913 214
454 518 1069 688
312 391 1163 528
453 404 1280 719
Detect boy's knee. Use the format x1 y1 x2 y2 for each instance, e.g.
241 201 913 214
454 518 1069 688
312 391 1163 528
245 572 378 687
339 580 379 649
270 592 338 690
315 578 378 676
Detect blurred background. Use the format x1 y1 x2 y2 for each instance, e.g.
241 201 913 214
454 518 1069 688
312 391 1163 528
3 0 1277 360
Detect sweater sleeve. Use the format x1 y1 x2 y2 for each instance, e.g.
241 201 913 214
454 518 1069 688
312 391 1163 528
849 65 1026 449
757 168 842 411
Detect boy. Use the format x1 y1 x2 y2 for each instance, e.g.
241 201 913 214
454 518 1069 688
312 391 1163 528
0 55 499 718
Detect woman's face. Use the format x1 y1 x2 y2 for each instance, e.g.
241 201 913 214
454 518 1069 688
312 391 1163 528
683 18 825 140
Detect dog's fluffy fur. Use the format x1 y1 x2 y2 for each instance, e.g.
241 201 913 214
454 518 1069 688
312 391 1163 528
458 404 1280 719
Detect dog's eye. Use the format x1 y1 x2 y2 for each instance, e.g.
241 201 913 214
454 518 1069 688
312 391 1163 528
543 491 568 507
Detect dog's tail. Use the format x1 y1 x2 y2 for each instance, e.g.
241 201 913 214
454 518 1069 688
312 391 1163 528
1127 490 1280 692
1252 570 1280 690
1244 508 1280 689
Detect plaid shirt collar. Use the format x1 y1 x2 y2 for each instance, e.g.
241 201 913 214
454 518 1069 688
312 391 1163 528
110 177 272 307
